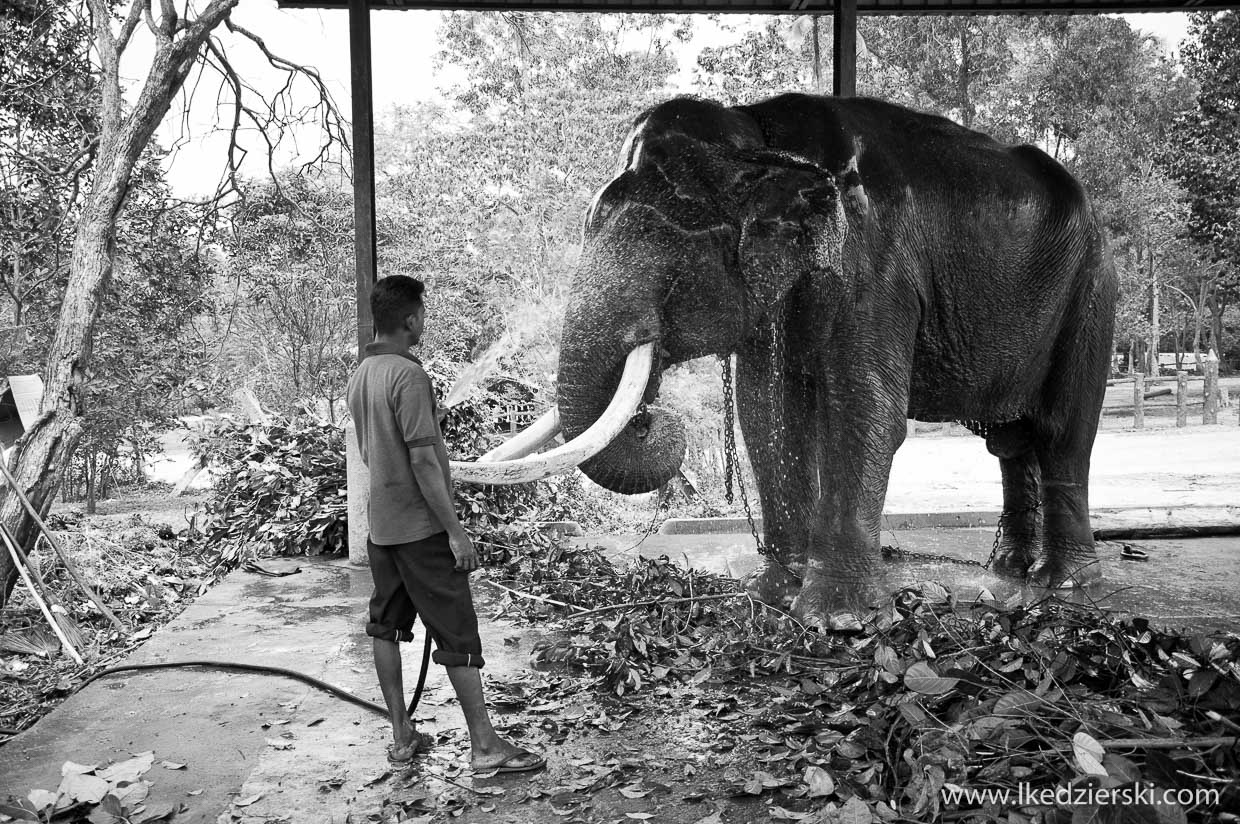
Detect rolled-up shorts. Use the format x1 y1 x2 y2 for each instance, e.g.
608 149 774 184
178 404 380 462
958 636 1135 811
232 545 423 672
365 531 485 668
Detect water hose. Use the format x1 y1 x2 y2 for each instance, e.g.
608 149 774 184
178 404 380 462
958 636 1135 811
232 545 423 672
71 638 434 720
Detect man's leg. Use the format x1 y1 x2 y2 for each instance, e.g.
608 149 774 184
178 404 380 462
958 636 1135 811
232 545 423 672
365 539 425 758
445 666 542 770
374 638 416 749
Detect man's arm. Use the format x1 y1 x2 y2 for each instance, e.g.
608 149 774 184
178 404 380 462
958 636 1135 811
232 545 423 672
409 445 478 571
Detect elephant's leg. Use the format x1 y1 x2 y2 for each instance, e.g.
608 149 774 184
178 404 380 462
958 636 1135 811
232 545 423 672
1026 274 1112 588
734 352 819 608
1026 443 1101 586
791 360 911 628
984 422 1043 577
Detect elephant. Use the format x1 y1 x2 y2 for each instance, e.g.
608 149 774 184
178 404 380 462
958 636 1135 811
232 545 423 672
456 93 1118 629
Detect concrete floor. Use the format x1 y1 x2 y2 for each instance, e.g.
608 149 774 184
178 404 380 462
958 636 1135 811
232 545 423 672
0 559 770 824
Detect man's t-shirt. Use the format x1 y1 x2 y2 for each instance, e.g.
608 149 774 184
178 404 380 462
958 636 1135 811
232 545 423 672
346 342 453 545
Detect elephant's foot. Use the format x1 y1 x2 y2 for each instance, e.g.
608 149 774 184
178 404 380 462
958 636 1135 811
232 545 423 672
1027 547 1103 589
789 575 884 634
990 540 1037 578
742 560 801 610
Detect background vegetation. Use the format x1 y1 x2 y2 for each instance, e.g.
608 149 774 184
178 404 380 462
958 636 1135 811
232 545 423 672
2 7 1238 521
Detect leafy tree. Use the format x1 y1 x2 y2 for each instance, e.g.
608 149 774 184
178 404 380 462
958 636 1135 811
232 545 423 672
1165 11 1240 365
219 172 355 420
0 2 96 363
695 18 808 104
0 0 344 603
374 13 681 385
861 16 1025 130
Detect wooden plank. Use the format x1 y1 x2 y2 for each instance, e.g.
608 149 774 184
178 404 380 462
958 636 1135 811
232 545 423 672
349 0 378 359
832 0 857 97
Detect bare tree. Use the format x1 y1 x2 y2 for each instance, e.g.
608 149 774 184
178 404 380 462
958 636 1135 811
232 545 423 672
0 0 346 602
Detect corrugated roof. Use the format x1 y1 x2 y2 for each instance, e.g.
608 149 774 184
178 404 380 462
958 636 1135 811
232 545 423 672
278 0 1235 13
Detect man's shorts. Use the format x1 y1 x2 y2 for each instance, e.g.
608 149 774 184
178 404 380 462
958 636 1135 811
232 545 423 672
365 531 485 668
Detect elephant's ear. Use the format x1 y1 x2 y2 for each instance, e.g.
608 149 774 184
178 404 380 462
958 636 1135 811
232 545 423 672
736 156 846 309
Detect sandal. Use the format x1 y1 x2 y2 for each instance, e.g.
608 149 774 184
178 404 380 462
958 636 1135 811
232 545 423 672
473 747 546 774
387 730 434 765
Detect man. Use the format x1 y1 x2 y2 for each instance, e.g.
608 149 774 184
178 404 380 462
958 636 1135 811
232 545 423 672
346 274 544 773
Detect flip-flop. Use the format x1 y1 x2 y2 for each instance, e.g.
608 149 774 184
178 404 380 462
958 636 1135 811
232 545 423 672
387 730 434 765
474 747 546 774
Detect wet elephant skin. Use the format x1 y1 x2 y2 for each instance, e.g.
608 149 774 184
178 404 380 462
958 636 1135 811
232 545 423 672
555 93 1118 625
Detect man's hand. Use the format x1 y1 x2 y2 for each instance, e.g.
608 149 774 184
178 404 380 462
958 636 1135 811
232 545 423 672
448 529 479 572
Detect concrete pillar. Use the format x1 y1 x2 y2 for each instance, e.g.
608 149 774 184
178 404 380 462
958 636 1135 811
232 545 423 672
345 420 369 566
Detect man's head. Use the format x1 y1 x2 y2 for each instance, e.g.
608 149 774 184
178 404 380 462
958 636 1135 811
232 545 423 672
371 275 426 344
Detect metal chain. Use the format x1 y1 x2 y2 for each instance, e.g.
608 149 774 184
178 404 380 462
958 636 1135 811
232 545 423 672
881 500 1042 569
721 353 800 580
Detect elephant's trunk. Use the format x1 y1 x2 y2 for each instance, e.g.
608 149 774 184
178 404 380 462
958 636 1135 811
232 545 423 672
556 298 686 495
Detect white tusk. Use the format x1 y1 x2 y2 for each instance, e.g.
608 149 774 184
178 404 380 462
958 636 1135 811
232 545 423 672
449 344 653 485
479 407 561 462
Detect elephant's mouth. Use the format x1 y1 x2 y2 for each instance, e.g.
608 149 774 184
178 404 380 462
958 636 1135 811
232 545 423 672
447 343 685 493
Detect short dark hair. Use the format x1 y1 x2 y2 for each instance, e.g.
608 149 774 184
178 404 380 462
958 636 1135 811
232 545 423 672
371 275 425 334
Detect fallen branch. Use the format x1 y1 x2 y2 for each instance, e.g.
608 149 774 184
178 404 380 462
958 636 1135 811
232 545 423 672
480 578 589 614
1056 736 1240 750
559 592 745 622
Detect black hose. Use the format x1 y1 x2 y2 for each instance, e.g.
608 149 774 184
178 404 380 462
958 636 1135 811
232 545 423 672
75 660 392 716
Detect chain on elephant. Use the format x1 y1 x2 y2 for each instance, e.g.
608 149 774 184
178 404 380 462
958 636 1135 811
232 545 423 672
720 318 1042 583
720 317 800 581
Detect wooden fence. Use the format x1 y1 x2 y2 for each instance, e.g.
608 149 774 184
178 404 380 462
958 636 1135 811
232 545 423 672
1107 361 1235 429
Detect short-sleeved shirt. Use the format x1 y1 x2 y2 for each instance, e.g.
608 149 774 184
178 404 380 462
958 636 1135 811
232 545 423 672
346 342 453 545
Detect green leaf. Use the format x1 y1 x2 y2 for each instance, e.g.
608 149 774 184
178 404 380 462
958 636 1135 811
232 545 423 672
1073 732 1107 776
903 661 957 695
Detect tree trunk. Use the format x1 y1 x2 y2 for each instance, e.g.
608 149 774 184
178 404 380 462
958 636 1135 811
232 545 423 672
0 203 113 602
957 28 974 129
0 0 240 604
1149 246 1159 375
811 16 822 93
86 452 97 515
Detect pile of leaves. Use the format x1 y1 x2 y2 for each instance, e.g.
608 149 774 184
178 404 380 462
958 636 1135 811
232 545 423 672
487 542 1240 822
0 515 211 737
185 368 602 570
0 752 182 823
186 415 348 567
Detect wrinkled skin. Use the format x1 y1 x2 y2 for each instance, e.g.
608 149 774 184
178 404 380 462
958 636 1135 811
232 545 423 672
556 94 1117 627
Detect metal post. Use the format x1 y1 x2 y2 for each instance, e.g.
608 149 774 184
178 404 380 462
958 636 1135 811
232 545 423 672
350 0 377 360
1133 373 1144 430
1176 371 1187 428
832 0 857 98
348 0 376 566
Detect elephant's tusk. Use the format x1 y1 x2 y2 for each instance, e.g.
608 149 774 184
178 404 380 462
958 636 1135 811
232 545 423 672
449 344 653 485
478 407 561 462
